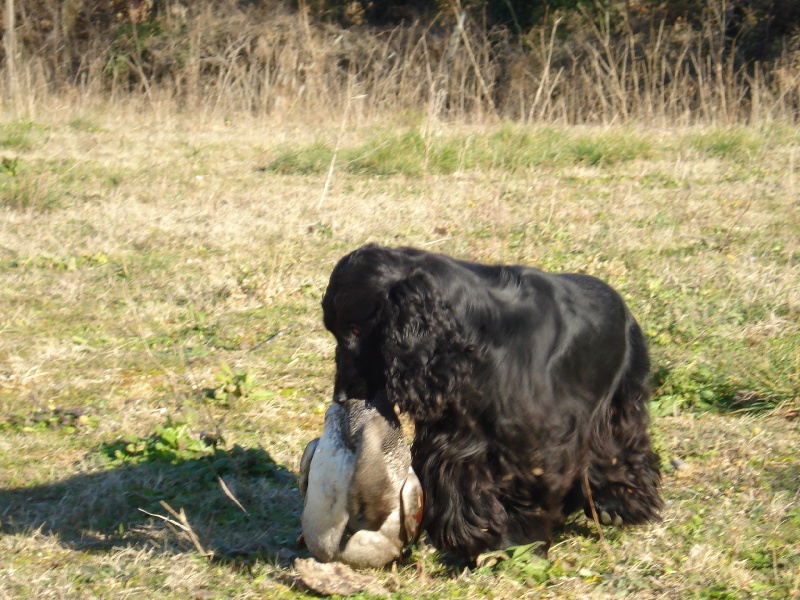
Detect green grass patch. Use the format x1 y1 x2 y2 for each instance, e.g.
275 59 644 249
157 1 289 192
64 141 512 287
0 155 123 210
687 127 765 160
0 120 48 150
267 126 654 177
4 251 111 271
569 131 652 165
67 117 104 133
480 125 568 169
344 129 462 175
0 167 66 210
100 418 290 484
651 363 732 416
0 407 98 434
474 542 556 585
267 141 334 175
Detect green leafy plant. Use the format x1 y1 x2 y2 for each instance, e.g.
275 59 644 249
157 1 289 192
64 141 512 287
103 418 214 465
1 157 19 176
100 418 290 481
0 407 97 434
205 362 270 407
475 542 554 585
650 363 734 415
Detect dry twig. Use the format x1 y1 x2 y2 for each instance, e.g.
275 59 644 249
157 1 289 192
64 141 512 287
583 471 615 565
139 501 214 558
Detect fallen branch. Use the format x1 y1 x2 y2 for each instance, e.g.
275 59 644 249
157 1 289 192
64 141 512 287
139 501 214 558
583 471 615 565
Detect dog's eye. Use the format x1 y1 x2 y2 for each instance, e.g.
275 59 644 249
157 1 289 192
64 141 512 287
350 325 362 337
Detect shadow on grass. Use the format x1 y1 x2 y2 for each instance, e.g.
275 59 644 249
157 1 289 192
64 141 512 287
0 443 301 562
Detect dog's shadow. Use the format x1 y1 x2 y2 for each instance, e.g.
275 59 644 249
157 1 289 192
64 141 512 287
0 441 301 561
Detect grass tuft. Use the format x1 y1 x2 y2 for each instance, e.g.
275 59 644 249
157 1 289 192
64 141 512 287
0 121 48 151
267 142 335 175
688 127 766 160
569 131 653 165
268 127 656 178
0 169 65 210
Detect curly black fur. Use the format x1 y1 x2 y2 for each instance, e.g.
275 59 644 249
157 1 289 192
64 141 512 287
322 244 662 560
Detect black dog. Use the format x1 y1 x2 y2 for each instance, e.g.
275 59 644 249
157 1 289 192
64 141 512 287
322 244 662 560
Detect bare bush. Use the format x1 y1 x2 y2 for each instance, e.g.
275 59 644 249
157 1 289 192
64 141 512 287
1 0 799 123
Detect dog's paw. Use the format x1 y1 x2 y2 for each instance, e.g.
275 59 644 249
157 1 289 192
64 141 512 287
598 510 624 527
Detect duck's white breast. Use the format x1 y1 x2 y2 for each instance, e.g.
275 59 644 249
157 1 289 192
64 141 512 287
300 415 355 562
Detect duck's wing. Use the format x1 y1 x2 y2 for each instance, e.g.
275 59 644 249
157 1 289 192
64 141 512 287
298 437 319 498
346 414 395 533
400 467 424 544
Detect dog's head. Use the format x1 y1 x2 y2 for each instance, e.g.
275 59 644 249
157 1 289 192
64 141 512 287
322 244 477 421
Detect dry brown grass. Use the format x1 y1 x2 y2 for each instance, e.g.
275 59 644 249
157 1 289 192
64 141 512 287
3 1 800 125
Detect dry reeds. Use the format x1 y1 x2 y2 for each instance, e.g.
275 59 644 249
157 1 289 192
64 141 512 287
1 0 799 124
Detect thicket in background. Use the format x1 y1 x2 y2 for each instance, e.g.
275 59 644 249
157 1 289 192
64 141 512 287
2 0 800 123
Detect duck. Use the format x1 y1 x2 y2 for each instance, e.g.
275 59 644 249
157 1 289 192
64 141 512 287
298 393 423 569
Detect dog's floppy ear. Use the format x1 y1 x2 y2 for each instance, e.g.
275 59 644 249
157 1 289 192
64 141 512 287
382 269 475 421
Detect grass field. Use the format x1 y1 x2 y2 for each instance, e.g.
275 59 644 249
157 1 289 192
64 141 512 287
0 102 798 598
